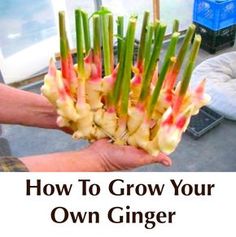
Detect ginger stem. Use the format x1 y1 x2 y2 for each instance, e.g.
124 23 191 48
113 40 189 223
108 14 114 72
172 19 179 33
117 16 124 62
179 34 202 96
137 11 150 70
173 24 196 77
75 9 85 76
163 32 180 70
154 20 160 40
120 17 137 117
139 23 166 103
93 14 102 78
81 10 91 55
148 56 176 117
101 9 111 76
144 23 155 72
113 39 126 106
59 11 68 59
148 32 180 117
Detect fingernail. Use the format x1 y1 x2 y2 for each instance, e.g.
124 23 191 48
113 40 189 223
162 160 170 166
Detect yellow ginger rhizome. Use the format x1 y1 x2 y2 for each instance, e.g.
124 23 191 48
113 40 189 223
41 8 210 156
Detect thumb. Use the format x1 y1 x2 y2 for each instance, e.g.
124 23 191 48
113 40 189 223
143 152 172 167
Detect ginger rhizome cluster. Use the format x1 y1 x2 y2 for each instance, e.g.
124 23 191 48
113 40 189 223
41 8 210 156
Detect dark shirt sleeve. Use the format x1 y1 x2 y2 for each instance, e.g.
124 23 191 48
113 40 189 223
0 157 28 172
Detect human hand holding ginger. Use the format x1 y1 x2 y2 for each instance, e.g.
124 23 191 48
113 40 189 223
21 139 172 172
87 139 172 171
0 83 171 172
0 83 73 133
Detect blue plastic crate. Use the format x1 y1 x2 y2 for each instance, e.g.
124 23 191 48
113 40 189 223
193 0 236 30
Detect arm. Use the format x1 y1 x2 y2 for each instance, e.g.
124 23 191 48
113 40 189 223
0 83 58 129
0 83 172 172
20 139 172 172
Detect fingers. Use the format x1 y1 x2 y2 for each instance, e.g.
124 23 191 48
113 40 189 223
125 145 172 167
153 153 172 167
121 146 172 168
90 139 173 170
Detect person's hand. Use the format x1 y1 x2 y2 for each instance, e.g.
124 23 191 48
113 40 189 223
87 139 172 171
21 139 172 172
